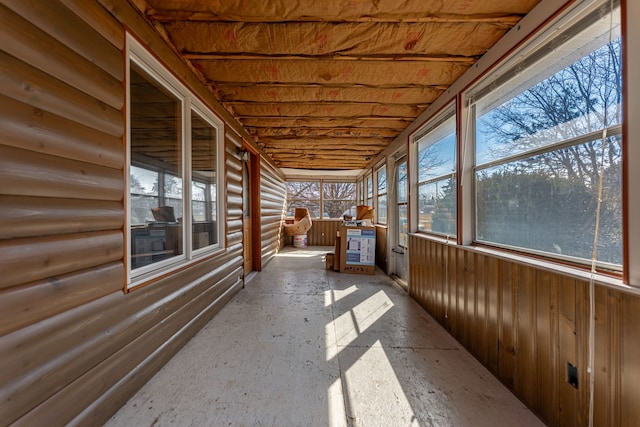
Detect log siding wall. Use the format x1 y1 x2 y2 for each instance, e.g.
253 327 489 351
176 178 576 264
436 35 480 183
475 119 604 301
260 160 286 266
409 234 640 427
0 0 263 424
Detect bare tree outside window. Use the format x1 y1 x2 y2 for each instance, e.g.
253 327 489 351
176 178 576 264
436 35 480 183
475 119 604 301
475 33 622 267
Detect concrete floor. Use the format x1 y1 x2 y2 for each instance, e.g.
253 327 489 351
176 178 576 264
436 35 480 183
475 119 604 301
106 246 544 427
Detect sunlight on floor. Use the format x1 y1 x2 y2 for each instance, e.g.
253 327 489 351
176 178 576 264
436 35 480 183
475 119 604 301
275 249 323 258
327 378 348 427
334 290 394 348
326 290 394 361
325 284 358 307
343 342 420 427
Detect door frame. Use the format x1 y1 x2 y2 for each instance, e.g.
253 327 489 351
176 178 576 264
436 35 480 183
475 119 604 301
242 141 262 272
390 152 408 283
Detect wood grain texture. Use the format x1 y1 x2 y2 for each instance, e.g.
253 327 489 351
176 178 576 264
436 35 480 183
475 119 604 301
0 262 124 336
0 4 123 109
0 54 123 138
2 0 123 80
0 94 123 168
0 145 123 201
0 231 123 289
0 196 123 240
0 1 248 424
408 234 640 427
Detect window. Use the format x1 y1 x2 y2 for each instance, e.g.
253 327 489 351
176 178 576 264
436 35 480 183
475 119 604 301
127 34 223 288
322 182 356 219
376 164 387 224
286 181 320 217
397 159 408 248
471 2 622 269
286 180 355 219
366 174 373 207
415 106 456 236
357 179 365 204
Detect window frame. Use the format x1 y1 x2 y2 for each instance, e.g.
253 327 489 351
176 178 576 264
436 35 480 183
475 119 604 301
375 163 388 225
413 103 457 238
285 179 356 219
465 0 622 272
126 33 225 290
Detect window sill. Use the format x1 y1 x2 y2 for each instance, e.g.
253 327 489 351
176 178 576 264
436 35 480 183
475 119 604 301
409 233 636 296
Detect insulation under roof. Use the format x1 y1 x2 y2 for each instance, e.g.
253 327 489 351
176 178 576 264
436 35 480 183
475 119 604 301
134 0 542 170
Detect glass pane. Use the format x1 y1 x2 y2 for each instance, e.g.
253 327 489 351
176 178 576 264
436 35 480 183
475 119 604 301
377 167 387 193
398 204 408 248
324 200 356 219
476 38 622 166
397 162 408 203
191 110 218 250
366 176 373 198
286 181 320 217
191 181 207 221
418 178 456 236
475 135 622 265
418 132 456 182
377 194 387 224
322 182 356 218
130 165 158 225
130 63 183 269
287 200 320 218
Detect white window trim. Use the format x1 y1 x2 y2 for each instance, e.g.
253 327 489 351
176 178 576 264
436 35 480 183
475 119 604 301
126 33 224 289
412 103 457 238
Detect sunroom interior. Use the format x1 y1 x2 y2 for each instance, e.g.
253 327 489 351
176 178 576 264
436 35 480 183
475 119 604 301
2 0 640 426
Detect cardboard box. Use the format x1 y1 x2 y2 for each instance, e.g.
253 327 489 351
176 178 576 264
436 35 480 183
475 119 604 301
339 226 376 275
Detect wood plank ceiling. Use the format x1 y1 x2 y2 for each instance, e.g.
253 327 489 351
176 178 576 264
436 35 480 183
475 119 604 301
131 0 542 170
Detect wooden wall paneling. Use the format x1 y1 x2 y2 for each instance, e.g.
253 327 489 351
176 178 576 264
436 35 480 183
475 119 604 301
57 0 125 49
0 145 123 201
0 96 123 169
70 277 242 426
13 269 243 426
473 251 487 361
514 265 537 409
413 238 424 306
557 276 579 427
423 240 430 308
0 262 123 337
375 226 387 272
535 270 559 426
579 281 592 426
447 244 458 338
0 231 122 290
0 196 122 240
407 237 419 303
607 289 621 427
0 55 123 138
259 169 285 261
0 252 238 424
421 239 432 314
621 293 640 427
498 260 516 389
461 249 475 350
452 248 465 342
2 0 123 80
435 240 445 324
485 255 500 376
592 286 614 426
0 4 123 110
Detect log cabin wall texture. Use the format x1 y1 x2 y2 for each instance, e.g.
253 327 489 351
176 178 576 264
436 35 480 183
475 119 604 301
0 0 260 424
259 160 287 265
408 234 640 427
